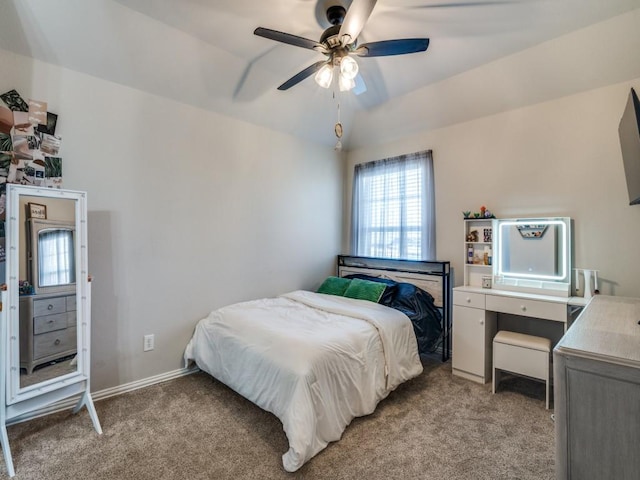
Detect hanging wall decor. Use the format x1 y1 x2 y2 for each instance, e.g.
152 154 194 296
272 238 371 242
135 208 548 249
0 89 63 191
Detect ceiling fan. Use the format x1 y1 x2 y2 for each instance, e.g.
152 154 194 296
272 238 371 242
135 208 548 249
254 0 429 93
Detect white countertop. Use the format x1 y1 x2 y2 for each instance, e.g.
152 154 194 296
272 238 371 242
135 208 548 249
555 295 640 368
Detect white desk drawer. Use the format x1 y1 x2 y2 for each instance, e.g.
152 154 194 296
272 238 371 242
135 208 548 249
486 294 566 322
453 290 485 309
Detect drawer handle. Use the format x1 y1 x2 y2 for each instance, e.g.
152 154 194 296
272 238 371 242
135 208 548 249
54 339 61 345
48 319 54 324
521 305 527 312
47 304 54 310
466 297 471 303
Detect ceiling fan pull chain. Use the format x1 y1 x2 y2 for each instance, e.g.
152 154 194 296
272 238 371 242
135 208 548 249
335 96 343 151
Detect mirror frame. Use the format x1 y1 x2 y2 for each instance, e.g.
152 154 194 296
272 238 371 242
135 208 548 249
5 185 89 405
493 217 572 296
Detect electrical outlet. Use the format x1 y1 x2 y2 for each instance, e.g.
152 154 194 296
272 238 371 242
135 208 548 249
143 334 154 352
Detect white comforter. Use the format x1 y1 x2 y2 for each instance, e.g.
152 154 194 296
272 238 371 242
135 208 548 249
183 290 423 472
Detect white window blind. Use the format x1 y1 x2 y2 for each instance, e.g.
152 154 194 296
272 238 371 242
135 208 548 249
39 229 75 287
351 150 435 260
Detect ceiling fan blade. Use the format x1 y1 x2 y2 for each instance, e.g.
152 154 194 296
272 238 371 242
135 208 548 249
254 27 327 53
354 39 429 57
339 0 378 45
277 60 329 91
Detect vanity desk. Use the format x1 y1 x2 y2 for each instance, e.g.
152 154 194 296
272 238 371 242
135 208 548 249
452 216 579 384
452 285 585 383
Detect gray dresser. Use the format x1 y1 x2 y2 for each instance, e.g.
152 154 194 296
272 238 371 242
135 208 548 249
554 295 640 480
19 293 77 375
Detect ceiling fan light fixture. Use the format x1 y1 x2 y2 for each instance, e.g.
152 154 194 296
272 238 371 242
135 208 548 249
340 56 359 80
338 74 355 92
315 64 334 88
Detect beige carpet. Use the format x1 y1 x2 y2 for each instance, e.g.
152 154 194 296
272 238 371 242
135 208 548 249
2 358 554 479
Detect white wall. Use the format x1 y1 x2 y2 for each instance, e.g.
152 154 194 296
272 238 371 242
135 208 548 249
0 49 343 391
345 78 640 298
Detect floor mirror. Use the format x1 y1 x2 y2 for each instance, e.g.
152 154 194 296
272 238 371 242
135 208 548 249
1 185 101 477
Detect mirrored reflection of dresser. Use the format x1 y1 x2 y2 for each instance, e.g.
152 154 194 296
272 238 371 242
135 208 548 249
19 293 77 375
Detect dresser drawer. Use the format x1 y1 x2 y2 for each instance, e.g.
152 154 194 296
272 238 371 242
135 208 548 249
33 296 67 317
67 310 77 328
33 327 77 360
486 294 566 322
33 312 68 335
453 290 486 309
66 294 77 312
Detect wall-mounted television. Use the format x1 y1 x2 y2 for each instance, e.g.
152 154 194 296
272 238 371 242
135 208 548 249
618 87 640 206
27 218 76 295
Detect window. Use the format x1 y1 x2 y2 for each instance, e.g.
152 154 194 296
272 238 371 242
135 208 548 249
38 229 75 287
351 150 435 260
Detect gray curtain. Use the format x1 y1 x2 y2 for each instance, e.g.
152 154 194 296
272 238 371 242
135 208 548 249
351 150 435 260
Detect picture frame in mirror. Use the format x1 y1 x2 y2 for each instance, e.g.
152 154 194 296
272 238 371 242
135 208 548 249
27 202 46 219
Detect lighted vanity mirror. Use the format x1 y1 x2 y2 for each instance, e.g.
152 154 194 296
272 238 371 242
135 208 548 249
493 217 572 296
4 185 89 403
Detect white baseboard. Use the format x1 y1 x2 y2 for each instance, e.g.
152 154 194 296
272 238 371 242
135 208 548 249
7 366 199 426
91 366 199 402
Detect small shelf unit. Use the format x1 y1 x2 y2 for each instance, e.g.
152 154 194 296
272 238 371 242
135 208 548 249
463 218 496 287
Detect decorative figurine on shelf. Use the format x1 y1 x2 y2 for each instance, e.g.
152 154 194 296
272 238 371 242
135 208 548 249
466 230 479 242
480 205 495 218
465 207 496 219
473 205 496 218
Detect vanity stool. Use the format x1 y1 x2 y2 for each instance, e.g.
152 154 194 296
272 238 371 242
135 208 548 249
492 330 552 409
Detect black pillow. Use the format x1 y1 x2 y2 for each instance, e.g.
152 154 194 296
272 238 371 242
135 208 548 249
344 274 443 354
388 282 442 354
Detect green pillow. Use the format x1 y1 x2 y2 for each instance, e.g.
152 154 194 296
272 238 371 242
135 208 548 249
343 278 387 303
317 276 352 296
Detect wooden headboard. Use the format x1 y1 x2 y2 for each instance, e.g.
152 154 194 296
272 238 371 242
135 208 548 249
337 255 452 361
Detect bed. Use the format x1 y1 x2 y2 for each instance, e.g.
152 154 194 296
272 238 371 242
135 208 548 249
184 256 451 472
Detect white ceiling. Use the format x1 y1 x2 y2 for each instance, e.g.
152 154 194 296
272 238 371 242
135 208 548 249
0 0 638 149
